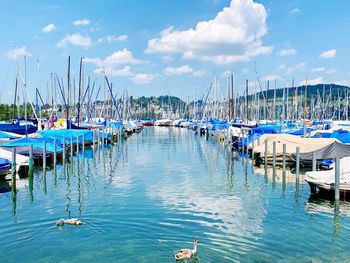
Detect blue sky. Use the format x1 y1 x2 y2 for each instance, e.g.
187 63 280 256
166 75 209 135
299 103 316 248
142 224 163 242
0 0 349 104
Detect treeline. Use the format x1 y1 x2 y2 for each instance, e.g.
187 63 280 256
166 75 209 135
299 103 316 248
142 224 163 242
0 104 34 121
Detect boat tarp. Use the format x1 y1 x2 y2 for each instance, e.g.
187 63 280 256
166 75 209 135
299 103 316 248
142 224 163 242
0 123 37 135
37 129 93 144
291 141 350 161
0 148 28 170
1 137 63 153
0 131 17 139
249 134 339 158
0 158 11 171
305 156 350 189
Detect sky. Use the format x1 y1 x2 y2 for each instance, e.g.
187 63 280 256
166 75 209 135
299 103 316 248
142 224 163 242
0 0 349 104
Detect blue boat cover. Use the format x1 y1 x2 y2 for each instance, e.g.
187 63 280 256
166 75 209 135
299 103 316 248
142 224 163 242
0 158 11 171
0 123 37 135
2 137 63 153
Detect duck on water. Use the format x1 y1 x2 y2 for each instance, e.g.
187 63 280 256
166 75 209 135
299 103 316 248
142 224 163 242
56 218 83 226
175 238 198 261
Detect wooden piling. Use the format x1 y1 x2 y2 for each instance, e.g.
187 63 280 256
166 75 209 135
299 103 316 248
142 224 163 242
53 138 57 166
335 157 340 201
70 136 73 158
296 146 300 176
273 141 276 168
29 144 34 171
43 141 46 171
264 140 268 166
282 143 286 171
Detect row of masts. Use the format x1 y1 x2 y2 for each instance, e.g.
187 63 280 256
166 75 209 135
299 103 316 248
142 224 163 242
10 56 350 122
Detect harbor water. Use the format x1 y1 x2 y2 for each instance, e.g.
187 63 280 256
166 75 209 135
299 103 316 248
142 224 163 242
1 127 350 262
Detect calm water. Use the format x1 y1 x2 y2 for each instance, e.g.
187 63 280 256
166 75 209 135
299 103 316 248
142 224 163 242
1 127 350 262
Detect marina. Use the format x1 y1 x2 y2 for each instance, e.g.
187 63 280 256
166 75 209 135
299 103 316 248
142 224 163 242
1 127 350 262
1 0 350 261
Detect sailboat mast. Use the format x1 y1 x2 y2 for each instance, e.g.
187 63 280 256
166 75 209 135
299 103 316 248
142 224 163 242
67 56 71 128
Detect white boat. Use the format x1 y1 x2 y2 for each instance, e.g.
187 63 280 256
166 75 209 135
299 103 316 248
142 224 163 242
305 156 350 192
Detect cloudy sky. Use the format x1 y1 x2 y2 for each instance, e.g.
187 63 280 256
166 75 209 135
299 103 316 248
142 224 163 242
0 0 349 103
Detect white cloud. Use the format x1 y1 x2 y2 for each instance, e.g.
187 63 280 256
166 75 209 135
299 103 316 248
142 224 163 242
84 48 145 67
221 70 232 78
73 19 90 26
319 49 336 58
7 47 32 60
98 34 128 43
163 65 193 76
300 77 324 86
290 8 301 14
264 74 281 81
310 67 325 72
132 73 157 84
277 48 297 56
325 68 337 74
42 23 56 33
241 68 249 75
333 80 350 87
161 55 174 63
94 66 134 77
277 63 286 71
286 62 306 74
57 33 92 48
146 0 272 64
193 69 207 77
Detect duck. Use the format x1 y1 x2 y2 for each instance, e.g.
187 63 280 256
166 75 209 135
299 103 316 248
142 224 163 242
174 238 198 261
56 218 83 226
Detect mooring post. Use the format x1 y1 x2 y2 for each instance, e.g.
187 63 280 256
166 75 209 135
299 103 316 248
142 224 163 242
82 134 85 154
62 136 66 162
76 135 79 156
282 143 286 171
296 146 300 176
43 141 46 171
29 144 34 172
264 140 268 167
335 157 340 201
97 131 100 147
246 134 249 157
273 141 276 168
70 136 73 158
53 138 57 166
312 151 316 172
11 148 16 187
93 131 95 148
251 137 255 160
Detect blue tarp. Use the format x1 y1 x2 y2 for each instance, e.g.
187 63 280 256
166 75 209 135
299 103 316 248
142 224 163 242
38 129 93 144
0 123 37 135
0 131 16 139
1 137 63 153
0 158 11 171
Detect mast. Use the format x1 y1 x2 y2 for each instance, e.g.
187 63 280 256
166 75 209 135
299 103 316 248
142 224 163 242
13 68 18 120
24 56 28 137
245 79 248 123
304 76 308 120
77 57 83 125
273 80 276 121
67 56 71 128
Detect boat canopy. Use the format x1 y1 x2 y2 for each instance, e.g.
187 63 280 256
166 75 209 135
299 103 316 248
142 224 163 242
306 156 350 191
0 123 37 135
1 137 63 153
291 141 350 162
250 134 339 159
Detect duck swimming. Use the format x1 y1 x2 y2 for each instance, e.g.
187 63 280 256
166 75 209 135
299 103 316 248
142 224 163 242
174 238 198 261
56 218 83 226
